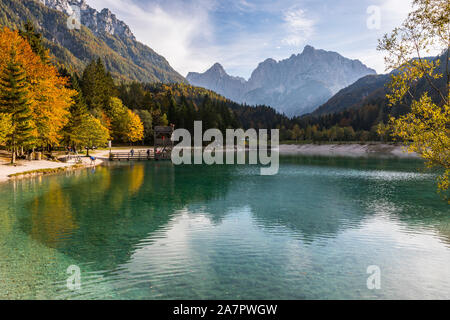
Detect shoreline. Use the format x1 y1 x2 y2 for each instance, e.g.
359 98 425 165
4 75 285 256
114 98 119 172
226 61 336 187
0 143 420 184
278 143 419 158
0 152 108 184
177 143 419 159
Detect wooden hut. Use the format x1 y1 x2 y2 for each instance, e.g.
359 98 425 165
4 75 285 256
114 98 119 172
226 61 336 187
154 125 174 160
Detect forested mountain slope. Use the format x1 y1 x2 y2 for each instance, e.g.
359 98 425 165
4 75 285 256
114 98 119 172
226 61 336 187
0 0 185 83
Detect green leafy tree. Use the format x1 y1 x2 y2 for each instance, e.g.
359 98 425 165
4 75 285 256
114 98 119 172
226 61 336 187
108 97 130 141
73 114 110 156
134 109 153 143
291 124 302 142
151 106 168 127
0 51 35 163
63 76 90 149
343 127 355 141
357 130 371 142
329 126 338 142
378 0 449 197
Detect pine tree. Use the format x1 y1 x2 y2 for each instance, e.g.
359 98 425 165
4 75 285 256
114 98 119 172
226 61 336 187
167 91 177 124
63 75 89 149
81 60 101 111
19 21 49 64
0 51 35 163
81 58 117 112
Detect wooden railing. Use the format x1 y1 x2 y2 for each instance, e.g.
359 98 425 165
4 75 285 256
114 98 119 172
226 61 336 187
109 150 155 161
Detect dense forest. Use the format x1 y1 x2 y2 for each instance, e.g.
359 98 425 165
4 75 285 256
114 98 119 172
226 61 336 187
289 99 399 142
0 22 297 161
117 82 302 143
116 78 397 143
0 20 419 164
299 50 449 143
2 0 448 165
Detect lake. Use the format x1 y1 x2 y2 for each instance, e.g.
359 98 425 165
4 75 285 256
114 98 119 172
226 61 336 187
0 155 449 299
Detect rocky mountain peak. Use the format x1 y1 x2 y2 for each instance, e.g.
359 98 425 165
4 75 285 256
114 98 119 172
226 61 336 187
261 58 277 65
187 63 246 102
208 63 227 76
39 0 136 41
188 45 377 116
302 44 316 54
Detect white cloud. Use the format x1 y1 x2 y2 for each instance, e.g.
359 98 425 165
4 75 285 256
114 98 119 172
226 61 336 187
378 0 412 25
88 0 216 76
87 0 310 79
361 0 441 73
281 8 315 46
85 0 434 78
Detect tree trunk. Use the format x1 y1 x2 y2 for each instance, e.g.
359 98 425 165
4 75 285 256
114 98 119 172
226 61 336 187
11 147 16 164
11 133 16 164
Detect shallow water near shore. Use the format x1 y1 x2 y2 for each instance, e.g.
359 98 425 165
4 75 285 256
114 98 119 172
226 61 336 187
0 155 449 299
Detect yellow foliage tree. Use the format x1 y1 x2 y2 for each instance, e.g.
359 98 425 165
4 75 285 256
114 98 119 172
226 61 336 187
0 113 12 145
125 109 144 143
108 97 143 143
0 27 76 147
378 0 449 200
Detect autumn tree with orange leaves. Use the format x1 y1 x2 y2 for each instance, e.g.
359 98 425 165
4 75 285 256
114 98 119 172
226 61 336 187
0 27 76 155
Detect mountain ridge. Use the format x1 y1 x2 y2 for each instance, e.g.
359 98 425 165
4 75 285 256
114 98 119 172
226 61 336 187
187 45 376 116
311 50 448 117
311 74 390 116
187 63 247 103
0 0 185 83
39 0 136 41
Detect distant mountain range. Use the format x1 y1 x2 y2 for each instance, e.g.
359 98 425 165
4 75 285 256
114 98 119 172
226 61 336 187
5 0 444 124
311 50 448 117
311 74 391 116
187 46 376 117
0 0 185 83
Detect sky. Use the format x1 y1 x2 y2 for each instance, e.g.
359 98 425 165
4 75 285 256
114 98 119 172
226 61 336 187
87 0 416 79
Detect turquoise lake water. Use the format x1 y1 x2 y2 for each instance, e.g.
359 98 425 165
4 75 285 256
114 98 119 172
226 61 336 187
0 155 449 299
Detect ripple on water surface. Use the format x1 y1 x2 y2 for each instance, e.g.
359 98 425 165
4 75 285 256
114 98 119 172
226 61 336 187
0 156 449 299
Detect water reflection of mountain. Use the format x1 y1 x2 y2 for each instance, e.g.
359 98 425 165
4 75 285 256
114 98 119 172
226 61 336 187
205 160 371 242
18 156 449 271
241 156 449 244
195 156 449 244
